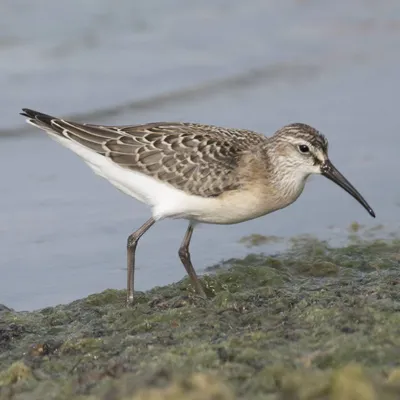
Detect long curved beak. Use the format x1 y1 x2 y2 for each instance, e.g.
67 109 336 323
321 160 375 218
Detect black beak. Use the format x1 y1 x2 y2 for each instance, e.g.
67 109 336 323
321 160 375 218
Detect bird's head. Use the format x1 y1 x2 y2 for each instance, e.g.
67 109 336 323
269 123 375 217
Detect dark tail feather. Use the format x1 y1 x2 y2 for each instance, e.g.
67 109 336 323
20 109 104 153
20 108 55 127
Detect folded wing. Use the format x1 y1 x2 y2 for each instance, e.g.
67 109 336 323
21 108 265 197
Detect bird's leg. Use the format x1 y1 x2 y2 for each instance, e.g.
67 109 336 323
126 217 156 305
178 223 206 297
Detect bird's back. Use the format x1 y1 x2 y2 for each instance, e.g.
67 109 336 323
21 109 267 198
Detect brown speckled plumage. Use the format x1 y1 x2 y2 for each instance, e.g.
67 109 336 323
21 109 271 197
20 108 374 304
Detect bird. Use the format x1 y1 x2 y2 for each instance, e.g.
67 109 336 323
20 108 375 304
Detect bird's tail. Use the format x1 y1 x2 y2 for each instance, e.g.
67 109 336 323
20 108 65 137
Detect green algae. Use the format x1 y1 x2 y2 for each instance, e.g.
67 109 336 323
0 362 32 386
127 373 235 400
0 237 400 399
238 234 283 248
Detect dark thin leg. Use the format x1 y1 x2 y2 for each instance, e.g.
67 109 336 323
178 223 206 297
127 217 156 304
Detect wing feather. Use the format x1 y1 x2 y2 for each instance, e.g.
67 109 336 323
21 108 266 197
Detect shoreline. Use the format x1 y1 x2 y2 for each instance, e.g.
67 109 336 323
1 236 400 399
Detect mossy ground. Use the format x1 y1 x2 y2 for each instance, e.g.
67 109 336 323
1 234 400 399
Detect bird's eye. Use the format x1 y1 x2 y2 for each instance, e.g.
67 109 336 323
298 144 310 153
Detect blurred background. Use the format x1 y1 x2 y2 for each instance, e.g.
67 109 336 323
0 0 399 311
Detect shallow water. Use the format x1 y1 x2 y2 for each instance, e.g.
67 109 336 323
1 0 400 310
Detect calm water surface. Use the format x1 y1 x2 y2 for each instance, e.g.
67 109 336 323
1 0 400 310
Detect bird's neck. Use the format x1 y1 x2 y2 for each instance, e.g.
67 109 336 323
274 168 309 200
265 152 310 204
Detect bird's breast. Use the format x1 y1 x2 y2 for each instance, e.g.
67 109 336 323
180 184 300 225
